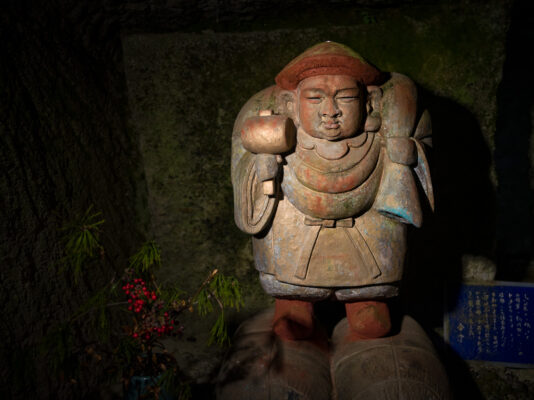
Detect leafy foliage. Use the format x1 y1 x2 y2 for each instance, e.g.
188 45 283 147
195 273 244 346
46 206 244 398
208 312 228 346
129 240 161 274
209 273 243 311
157 368 191 400
58 205 104 284
71 287 109 327
196 288 214 317
159 284 187 306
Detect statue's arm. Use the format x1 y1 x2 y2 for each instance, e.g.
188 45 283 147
412 110 434 211
373 73 434 226
231 86 291 235
232 148 279 235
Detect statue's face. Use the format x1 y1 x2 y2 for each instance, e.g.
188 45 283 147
297 75 364 141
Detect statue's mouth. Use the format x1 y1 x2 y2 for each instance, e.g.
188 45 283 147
320 121 341 139
323 122 340 129
321 118 341 131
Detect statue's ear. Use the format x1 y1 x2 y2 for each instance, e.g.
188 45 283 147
364 86 382 132
278 90 297 122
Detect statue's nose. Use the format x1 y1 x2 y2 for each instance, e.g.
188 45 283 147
321 98 340 117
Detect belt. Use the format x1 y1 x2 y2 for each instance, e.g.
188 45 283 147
294 217 381 281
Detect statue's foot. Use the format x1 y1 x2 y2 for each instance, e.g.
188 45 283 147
344 300 391 341
273 299 314 340
272 299 330 353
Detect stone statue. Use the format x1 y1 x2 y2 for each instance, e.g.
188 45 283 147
231 41 434 342
221 42 450 400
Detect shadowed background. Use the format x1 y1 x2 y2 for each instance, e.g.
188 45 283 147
1 0 532 398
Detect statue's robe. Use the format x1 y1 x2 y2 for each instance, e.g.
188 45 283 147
232 73 433 301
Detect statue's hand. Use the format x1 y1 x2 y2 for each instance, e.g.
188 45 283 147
256 153 280 181
255 153 281 196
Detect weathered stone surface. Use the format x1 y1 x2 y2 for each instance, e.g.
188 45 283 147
0 1 145 398
494 0 534 279
461 254 497 281
3 0 532 398
123 1 511 382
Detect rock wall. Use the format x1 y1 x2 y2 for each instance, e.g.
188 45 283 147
2 0 533 398
495 0 534 280
0 1 145 398
122 0 511 350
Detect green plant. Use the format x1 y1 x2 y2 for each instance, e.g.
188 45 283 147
129 241 161 273
58 205 105 283
361 10 377 24
45 206 243 399
196 273 243 345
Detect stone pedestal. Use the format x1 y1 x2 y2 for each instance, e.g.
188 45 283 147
216 309 331 400
217 309 451 400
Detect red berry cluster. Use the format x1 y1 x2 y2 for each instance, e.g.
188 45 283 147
123 278 157 313
122 277 177 342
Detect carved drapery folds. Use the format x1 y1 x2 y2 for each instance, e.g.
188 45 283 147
232 44 433 301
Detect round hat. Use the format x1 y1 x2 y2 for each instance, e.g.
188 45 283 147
275 41 384 90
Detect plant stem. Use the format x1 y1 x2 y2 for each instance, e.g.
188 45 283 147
172 269 218 314
208 288 224 311
189 269 218 305
106 301 129 307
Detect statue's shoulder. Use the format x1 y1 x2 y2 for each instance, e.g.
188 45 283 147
232 85 291 136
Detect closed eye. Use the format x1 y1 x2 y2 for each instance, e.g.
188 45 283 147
336 96 359 102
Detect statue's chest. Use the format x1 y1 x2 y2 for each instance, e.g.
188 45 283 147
282 132 383 220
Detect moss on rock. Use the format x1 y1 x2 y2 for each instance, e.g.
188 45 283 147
123 0 510 384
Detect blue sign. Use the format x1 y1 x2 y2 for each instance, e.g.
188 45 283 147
445 281 534 367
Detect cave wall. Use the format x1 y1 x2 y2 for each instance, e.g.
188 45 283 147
122 0 510 353
495 0 534 280
0 1 146 398
1 0 533 398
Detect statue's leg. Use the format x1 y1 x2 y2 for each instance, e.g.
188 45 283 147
273 298 315 340
344 300 391 341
